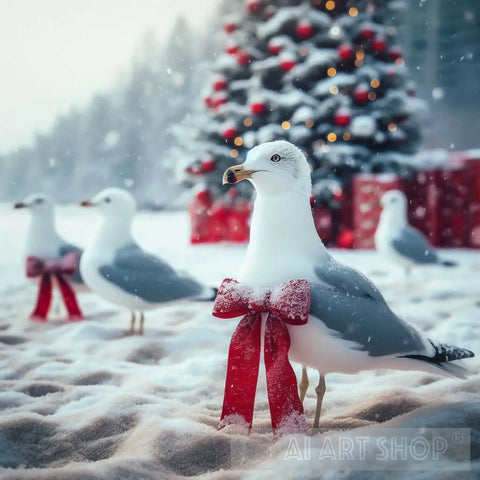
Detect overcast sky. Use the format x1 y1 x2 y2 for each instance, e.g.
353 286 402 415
0 0 218 155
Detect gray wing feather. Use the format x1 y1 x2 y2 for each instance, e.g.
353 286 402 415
58 243 84 284
312 260 429 357
391 227 439 264
99 244 203 303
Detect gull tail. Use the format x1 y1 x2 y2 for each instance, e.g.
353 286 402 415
403 341 474 379
441 259 457 267
194 287 218 302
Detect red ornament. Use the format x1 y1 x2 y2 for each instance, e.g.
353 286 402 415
279 55 296 72
246 0 261 14
372 35 387 53
212 93 227 109
201 158 216 172
354 84 369 104
388 46 403 61
333 108 352 127
195 189 211 202
268 40 282 56
337 43 354 61
250 100 267 115
224 22 236 34
228 187 239 199
336 229 354 249
186 164 203 176
222 126 237 140
236 50 251 66
296 20 314 39
213 76 228 91
203 96 213 108
360 23 376 41
332 189 344 202
226 43 239 55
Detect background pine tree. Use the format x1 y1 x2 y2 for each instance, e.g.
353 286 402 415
175 0 426 207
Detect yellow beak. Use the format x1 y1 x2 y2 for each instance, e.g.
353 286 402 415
222 165 258 184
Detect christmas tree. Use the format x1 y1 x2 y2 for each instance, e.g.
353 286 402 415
176 0 424 209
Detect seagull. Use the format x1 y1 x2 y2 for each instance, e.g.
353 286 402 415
79 188 215 334
375 190 456 278
14 193 85 287
222 140 474 429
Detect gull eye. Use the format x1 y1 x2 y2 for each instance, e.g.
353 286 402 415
270 153 281 162
104 197 111 203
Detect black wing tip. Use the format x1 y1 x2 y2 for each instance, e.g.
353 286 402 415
404 341 475 364
441 260 457 267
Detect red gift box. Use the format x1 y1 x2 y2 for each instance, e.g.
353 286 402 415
312 207 333 245
464 155 480 248
353 174 404 249
225 191 251 243
189 190 214 244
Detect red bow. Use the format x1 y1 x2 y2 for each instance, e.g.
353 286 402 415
213 278 310 431
26 253 83 321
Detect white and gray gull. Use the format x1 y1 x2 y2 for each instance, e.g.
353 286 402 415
79 188 215 334
222 140 474 429
14 193 85 287
375 189 456 277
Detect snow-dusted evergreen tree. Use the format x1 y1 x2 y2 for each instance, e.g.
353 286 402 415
177 0 425 205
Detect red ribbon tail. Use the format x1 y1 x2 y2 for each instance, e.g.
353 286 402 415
30 274 52 321
55 273 84 320
219 312 261 429
264 315 305 431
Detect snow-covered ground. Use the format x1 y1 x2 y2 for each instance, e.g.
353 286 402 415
1 203 479 479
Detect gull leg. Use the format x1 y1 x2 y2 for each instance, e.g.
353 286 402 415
299 365 309 404
313 374 326 430
138 312 145 335
129 312 136 335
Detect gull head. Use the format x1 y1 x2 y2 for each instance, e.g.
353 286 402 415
380 189 407 213
80 188 136 219
222 140 312 197
14 193 55 216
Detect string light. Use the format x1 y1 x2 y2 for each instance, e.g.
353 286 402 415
326 0 335 10
329 85 339 94
327 132 337 142
370 79 380 88
305 119 314 128
281 121 291 130
395 58 405 67
243 117 253 127
234 136 243 146
343 132 351 141
388 122 397 132
300 47 310 56
356 49 365 59
354 59 363 67
368 92 377 101
348 7 358 17
327 67 337 77
230 149 239 158
330 26 341 37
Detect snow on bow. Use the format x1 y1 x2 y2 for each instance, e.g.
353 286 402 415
213 278 310 432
